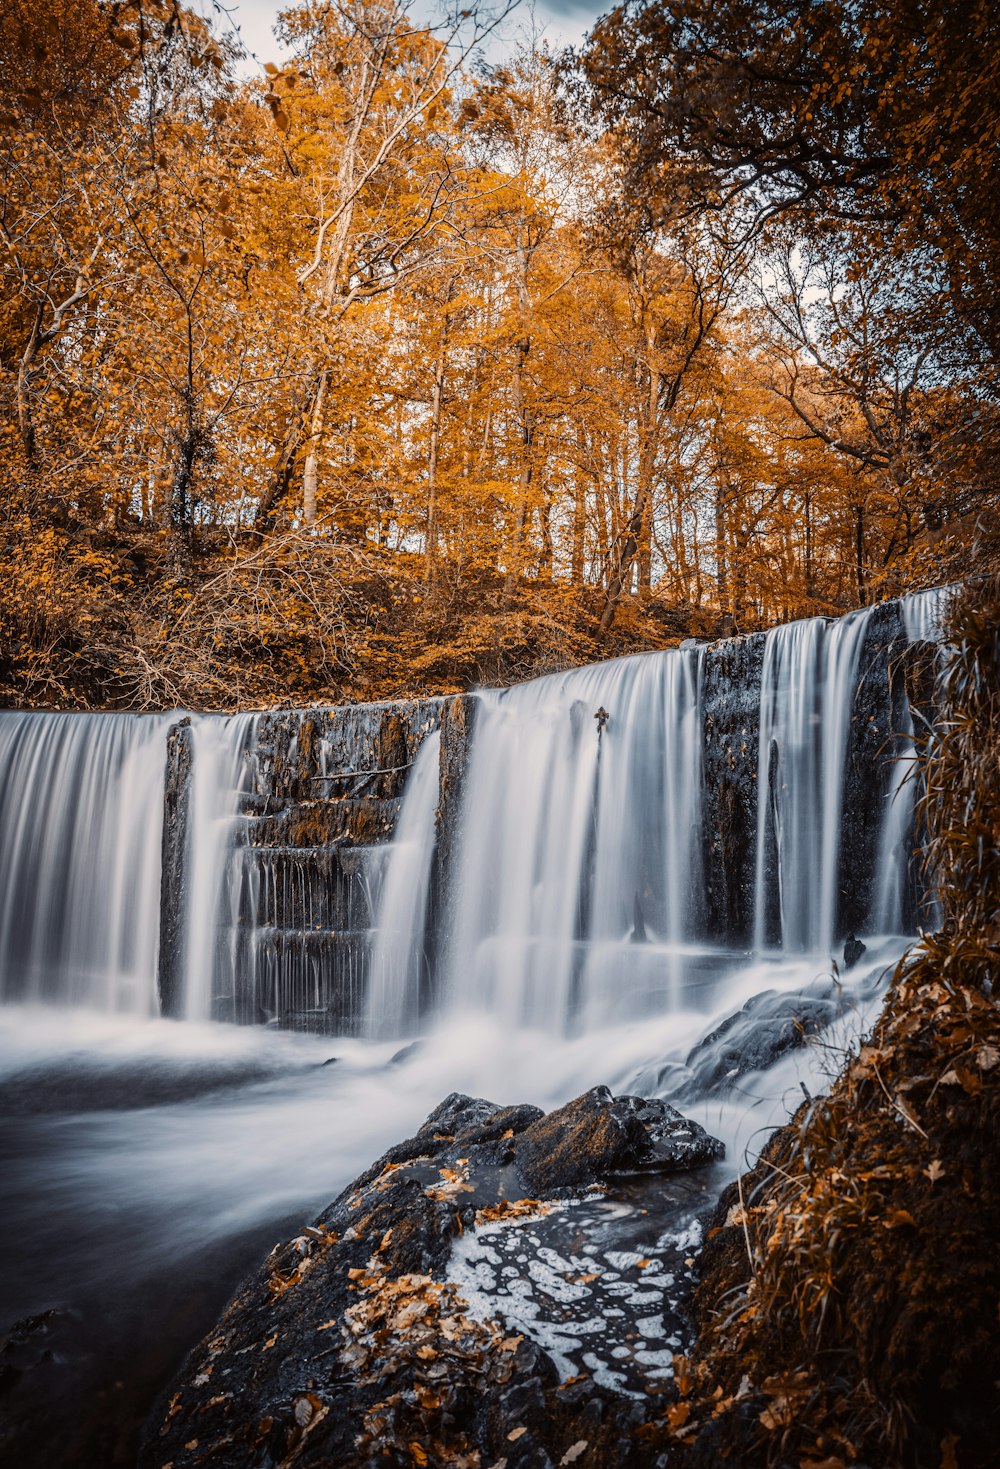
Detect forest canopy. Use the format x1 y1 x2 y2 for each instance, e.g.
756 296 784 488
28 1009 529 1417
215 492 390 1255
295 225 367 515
1 0 997 709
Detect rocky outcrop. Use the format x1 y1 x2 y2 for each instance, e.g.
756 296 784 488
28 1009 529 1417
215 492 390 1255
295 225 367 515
141 1089 725 1469
158 718 193 1017
699 632 767 945
683 989 842 1096
157 700 442 1027
429 693 477 970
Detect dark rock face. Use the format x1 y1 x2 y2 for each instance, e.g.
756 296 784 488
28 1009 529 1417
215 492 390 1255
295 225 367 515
683 990 841 1095
843 934 867 969
141 1089 724 1469
158 718 193 1017
513 1086 724 1196
205 700 441 1028
699 632 768 946
429 692 477 972
837 599 906 938
697 601 930 952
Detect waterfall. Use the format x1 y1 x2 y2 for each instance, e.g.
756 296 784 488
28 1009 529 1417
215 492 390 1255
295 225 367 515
0 594 942 1032
901 585 954 643
182 714 260 1021
0 712 171 1013
752 608 872 954
439 649 704 1032
365 730 441 1037
874 585 954 931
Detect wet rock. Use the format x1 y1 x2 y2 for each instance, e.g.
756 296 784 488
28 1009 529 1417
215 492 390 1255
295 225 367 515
613 1096 726 1174
684 990 841 1095
210 700 442 1029
699 632 767 946
837 599 907 937
388 1040 423 1065
512 1085 654 1196
157 718 193 1018
843 933 867 969
141 1088 722 1469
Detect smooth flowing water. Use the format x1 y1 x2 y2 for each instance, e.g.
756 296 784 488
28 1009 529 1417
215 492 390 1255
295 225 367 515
0 593 947 1463
441 649 703 1031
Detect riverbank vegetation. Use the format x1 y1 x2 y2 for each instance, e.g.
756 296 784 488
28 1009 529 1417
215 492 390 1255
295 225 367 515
680 578 1000 1467
2 0 998 709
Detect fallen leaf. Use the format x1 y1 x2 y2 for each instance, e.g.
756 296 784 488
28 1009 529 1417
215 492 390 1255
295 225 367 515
760 1398 794 1430
409 1442 428 1466
940 1433 960 1469
924 1160 946 1184
507 1426 528 1442
560 1442 589 1465
977 1045 999 1071
666 1401 691 1430
882 1209 916 1229
500 1335 524 1352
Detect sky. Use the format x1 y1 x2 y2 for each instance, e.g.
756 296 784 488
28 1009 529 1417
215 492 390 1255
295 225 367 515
216 0 606 70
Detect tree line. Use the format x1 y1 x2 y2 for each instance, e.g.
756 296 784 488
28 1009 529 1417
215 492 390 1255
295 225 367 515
1 0 996 708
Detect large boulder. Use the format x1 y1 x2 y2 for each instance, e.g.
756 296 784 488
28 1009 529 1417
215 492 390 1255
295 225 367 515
141 1088 723 1469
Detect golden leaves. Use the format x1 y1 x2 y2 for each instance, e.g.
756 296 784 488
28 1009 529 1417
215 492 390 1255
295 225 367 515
475 1198 551 1225
559 1442 589 1464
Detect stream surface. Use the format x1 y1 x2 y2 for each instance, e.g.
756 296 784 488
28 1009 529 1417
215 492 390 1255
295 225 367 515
0 936 905 1460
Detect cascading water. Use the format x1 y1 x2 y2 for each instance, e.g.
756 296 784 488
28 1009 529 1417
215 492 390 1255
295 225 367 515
873 585 954 931
366 729 441 1037
439 650 704 1032
183 714 260 1020
752 607 872 954
0 712 172 1013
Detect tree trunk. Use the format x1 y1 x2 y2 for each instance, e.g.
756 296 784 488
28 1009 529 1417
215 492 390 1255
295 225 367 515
600 358 660 634
715 480 733 636
571 423 587 585
854 502 867 605
425 305 452 581
504 333 534 595
302 371 328 528
16 310 43 470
